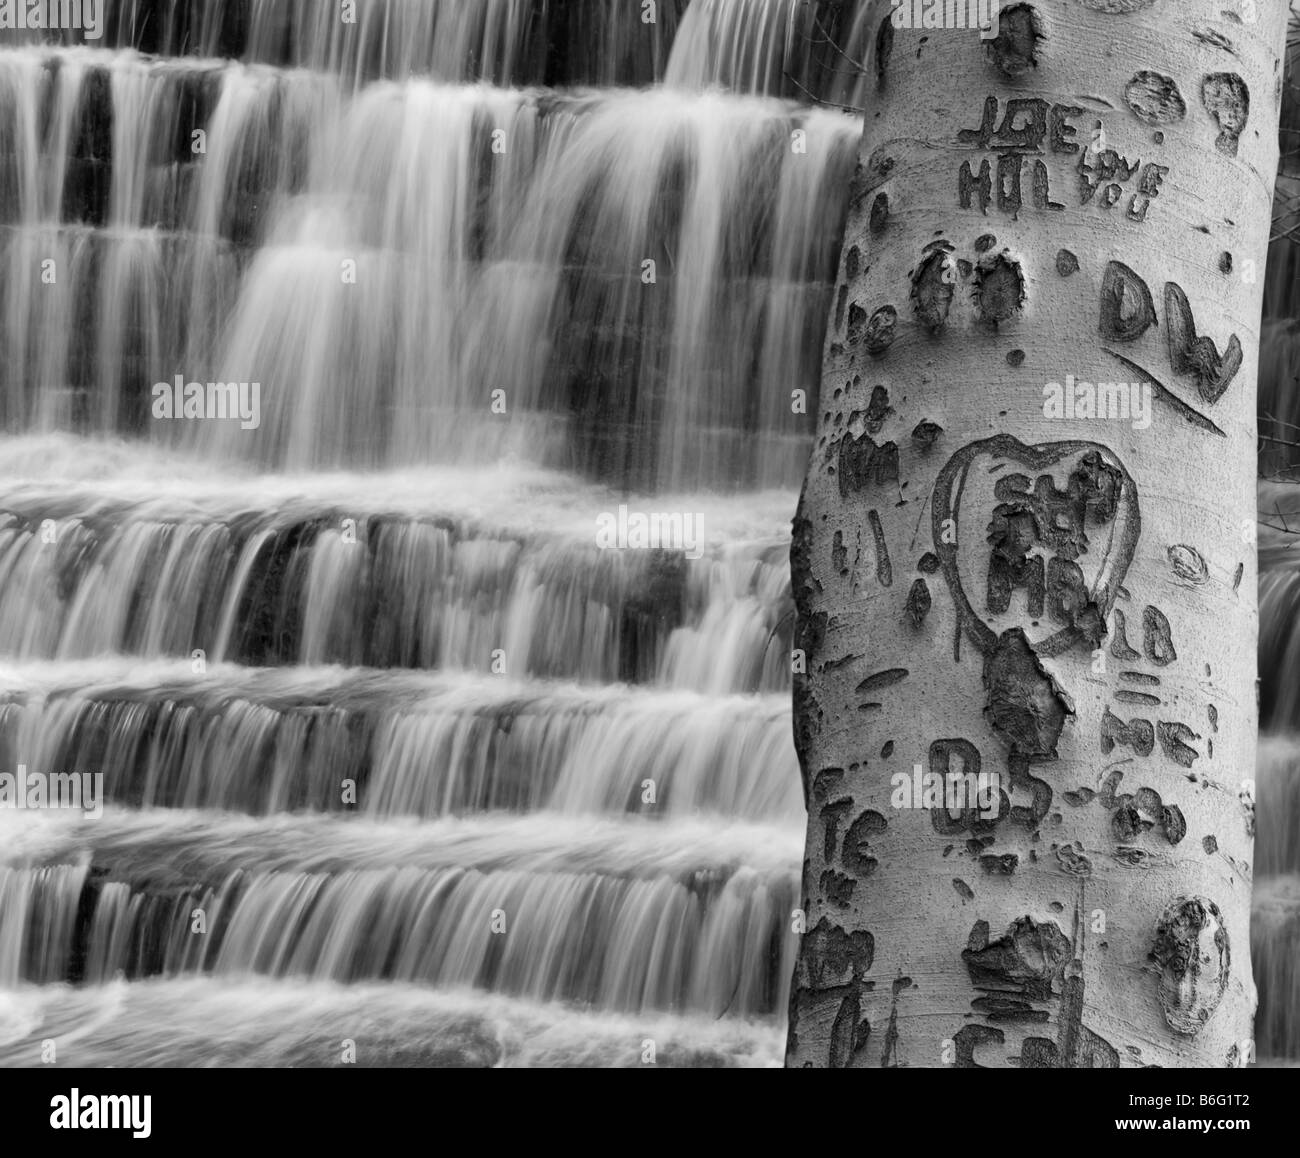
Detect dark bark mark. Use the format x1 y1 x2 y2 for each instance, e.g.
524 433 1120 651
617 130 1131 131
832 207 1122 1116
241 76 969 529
828 989 860 1067
975 233 997 253
820 797 854 860
1099 260 1157 342
1203 835 1218 854
820 869 857 909
869 193 889 234
980 853 1019 874
912 420 943 450
963 916 1071 999
1056 248 1080 276
1168 544 1209 585
911 249 955 331
1006 349 1025 366
953 878 975 901
1123 72 1187 124
869 509 893 587
906 578 932 627
1115 690 1161 707
799 916 875 990
861 306 898 354
1208 704 1218 732
881 741 894 758
1081 0 1155 9
874 16 893 89
846 302 867 345
1056 842 1093 875
1157 722 1201 768
841 810 888 878
838 433 899 497
1201 73 1249 157
1191 25 1234 53
865 385 892 433
953 1023 1005 1067
855 668 909 694
1101 707 1155 756
959 158 992 213
1151 898 1230 1036
1143 605 1176 665
974 253 1025 325
1164 282 1243 402
987 4 1042 76
983 629 1070 759
1121 671 1160 685
811 768 844 803
1218 251 1233 274
845 245 861 280
973 995 1048 1022
1232 562 1243 592
918 551 941 573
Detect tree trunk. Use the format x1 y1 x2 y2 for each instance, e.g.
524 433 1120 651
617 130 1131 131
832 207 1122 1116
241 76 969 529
786 0 1289 1069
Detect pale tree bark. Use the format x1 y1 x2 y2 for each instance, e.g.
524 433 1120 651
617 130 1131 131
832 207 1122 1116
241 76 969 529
786 0 1290 1068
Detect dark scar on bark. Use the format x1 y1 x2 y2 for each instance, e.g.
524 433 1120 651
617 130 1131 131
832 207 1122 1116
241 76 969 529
1056 249 1079 277
845 245 861 280
1168 544 1208 585
1151 897 1229 1035
986 4 1042 76
864 385 892 432
1191 25 1234 53
912 421 943 450
875 16 893 89
1123 71 1187 124
1110 609 1141 658
838 432 898 496
1104 350 1227 437
1163 282 1242 402
953 878 975 901
869 509 892 586
906 578 931 626
869 193 889 233
912 249 955 331
1201 73 1249 157
1143 605 1176 665
856 669 908 694
1099 260 1157 342
820 870 857 908
820 797 854 860
918 551 940 573
973 253 1025 325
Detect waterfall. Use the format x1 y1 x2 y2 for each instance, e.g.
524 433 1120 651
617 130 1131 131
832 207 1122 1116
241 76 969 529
0 0 1296 1068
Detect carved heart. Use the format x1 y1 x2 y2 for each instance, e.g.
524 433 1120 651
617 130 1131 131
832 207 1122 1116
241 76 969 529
931 436 1141 658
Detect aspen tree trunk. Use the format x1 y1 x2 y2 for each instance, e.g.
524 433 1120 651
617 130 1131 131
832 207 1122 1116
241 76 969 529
786 0 1289 1069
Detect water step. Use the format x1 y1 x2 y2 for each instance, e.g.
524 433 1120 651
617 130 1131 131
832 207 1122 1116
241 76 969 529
0 977 784 1067
0 662 802 820
0 851 798 1016
0 471 794 689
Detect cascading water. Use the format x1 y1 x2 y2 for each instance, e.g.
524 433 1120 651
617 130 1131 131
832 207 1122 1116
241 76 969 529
0 1 1296 1067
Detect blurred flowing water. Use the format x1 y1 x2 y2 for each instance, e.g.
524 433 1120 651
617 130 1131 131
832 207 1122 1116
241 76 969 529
0 0 1295 1067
